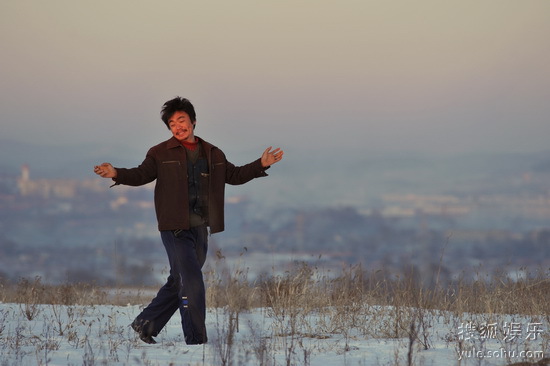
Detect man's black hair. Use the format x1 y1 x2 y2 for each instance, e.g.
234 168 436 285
161 97 197 129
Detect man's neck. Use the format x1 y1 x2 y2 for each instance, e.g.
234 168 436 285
181 137 198 151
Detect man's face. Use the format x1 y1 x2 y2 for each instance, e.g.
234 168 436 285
168 111 195 143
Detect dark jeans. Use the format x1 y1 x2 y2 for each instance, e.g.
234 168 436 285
134 226 208 344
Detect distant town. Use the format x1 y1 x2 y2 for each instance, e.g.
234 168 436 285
1 157 549 287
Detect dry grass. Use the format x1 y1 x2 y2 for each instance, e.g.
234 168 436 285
0 262 548 366
204 262 550 317
0 277 156 307
1 264 548 316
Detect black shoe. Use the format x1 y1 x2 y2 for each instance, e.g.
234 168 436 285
131 319 157 344
138 334 157 344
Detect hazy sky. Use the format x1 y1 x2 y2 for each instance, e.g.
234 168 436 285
1 0 550 157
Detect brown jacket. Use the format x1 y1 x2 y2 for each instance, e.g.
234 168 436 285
113 136 268 233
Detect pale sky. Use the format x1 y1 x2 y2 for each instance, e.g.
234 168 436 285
1 0 550 157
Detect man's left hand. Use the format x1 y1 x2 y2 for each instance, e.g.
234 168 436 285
261 146 284 167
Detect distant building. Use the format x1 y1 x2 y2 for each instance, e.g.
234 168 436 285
17 164 77 199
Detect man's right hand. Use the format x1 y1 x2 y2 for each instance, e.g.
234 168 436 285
94 163 117 178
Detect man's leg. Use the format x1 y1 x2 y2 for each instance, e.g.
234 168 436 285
132 228 200 342
132 274 180 342
172 226 208 344
132 228 208 344
162 227 208 344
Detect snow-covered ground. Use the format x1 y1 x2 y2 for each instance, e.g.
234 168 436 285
0 302 547 365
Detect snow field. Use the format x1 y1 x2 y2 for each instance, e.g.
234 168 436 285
0 301 547 366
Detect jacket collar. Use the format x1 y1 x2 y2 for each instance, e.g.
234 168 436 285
166 135 217 151
166 136 183 149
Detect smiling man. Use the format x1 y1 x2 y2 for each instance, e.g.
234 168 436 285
93 96 283 345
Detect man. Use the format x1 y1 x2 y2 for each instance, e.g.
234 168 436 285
94 97 283 345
